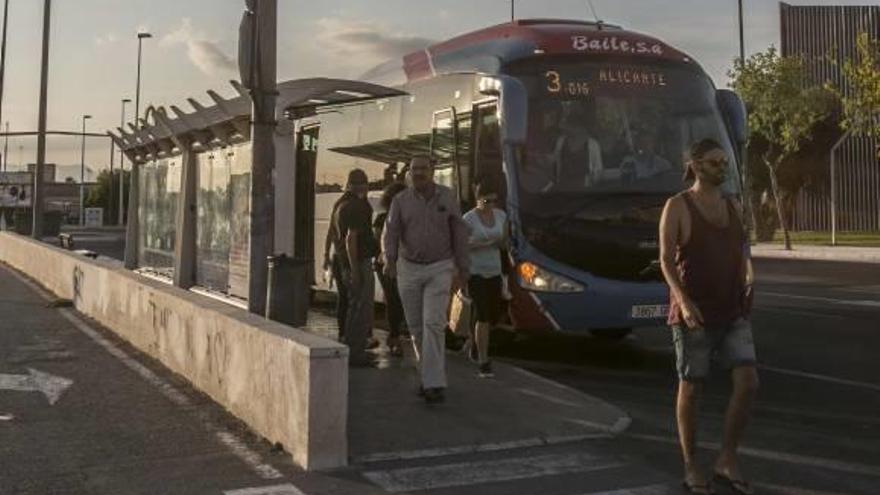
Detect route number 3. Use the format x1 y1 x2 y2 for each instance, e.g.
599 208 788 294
545 71 561 93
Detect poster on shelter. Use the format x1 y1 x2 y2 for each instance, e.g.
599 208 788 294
0 184 32 208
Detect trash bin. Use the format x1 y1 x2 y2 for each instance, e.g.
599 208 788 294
265 254 311 327
43 211 63 237
13 209 32 235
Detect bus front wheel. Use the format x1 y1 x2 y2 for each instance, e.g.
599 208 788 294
590 328 632 341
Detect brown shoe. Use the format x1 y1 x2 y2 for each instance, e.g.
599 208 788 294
423 387 445 404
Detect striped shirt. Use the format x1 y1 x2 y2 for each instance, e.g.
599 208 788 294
382 184 470 274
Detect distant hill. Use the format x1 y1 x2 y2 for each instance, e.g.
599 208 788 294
3 164 101 183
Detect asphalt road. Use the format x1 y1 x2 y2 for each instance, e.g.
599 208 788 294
13 229 880 494
486 258 880 495
0 263 390 495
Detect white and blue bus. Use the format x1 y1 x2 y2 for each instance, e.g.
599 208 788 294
294 19 747 339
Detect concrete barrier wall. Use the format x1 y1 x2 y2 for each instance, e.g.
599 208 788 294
0 232 348 470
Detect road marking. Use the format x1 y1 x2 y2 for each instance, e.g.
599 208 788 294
754 482 855 495
55 309 284 480
224 484 306 495
627 433 880 478
756 307 849 320
352 433 612 464
760 291 880 308
0 368 73 405
1 267 285 481
0 413 14 421
510 366 632 434
759 365 880 393
755 402 880 426
577 484 670 495
837 284 880 295
363 453 624 493
518 387 586 408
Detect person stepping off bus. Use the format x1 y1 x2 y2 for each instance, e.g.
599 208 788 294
373 182 408 357
334 169 379 367
659 138 758 495
382 156 470 404
463 179 508 378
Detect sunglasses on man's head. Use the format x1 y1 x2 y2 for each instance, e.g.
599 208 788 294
700 157 728 168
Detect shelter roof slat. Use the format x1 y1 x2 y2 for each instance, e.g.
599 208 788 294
109 78 405 161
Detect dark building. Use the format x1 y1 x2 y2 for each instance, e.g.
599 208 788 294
780 2 880 232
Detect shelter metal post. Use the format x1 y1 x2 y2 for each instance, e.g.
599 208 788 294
246 0 278 315
173 144 198 288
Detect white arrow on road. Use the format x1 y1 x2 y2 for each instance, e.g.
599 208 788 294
0 368 73 405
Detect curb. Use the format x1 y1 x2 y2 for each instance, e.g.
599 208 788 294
751 245 880 264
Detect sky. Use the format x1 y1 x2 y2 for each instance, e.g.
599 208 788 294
0 0 877 178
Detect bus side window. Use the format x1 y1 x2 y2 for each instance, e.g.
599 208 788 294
473 103 506 206
430 109 459 193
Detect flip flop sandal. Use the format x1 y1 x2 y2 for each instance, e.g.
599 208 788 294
682 480 714 495
713 473 753 495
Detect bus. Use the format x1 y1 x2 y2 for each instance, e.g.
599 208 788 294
295 19 747 339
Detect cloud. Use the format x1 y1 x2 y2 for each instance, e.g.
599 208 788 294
94 33 117 46
161 18 236 75
314 18 435 70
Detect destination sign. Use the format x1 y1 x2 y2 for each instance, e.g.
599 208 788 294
542 66 671 98
598 68 668 87
544 70 592 98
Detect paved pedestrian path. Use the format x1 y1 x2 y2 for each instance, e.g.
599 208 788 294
304 312 630 464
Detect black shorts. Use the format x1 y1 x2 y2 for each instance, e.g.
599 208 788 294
468 275 503 324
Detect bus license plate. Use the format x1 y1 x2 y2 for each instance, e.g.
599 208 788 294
631 304 668 319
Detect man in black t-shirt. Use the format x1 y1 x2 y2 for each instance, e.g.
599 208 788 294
323 196 349 341
332 169 378 366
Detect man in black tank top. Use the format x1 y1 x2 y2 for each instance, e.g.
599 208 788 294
659 139 758 495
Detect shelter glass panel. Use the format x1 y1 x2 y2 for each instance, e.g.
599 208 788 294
227 145 252 299
195 150 232 292
193 143 251 299
138 157 181 277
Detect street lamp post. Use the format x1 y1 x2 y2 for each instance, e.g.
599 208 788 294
2 121 8 172
32 0 52 239
79 114 91 226
135 32 151 129
738 0 745 63
119 98 130 225
125 32 151 268
0 0 10 157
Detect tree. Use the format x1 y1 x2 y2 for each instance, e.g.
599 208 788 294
85 169 131 224
730 47 835 250
837 32 880 151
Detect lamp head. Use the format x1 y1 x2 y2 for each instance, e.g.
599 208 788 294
137 32 152 39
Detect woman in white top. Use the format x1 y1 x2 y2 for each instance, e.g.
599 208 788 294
462 181 507 378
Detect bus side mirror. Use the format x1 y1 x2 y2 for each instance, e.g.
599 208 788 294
717 89 748 146
481 76 528 146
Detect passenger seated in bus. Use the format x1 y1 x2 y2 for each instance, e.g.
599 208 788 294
521 103 563 192
532 102 563 159
619 127 672 183
551 108 604 191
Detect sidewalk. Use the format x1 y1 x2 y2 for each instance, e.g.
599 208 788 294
304 312 630 465
752 243 880 264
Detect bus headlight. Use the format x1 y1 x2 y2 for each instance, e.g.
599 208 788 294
517 262 584 293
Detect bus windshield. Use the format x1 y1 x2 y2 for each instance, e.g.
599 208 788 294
512 60 739 202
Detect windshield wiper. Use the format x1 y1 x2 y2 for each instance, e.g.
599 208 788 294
544 192 659 228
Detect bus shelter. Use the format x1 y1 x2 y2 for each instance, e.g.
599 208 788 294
109 78 404 305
